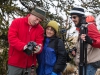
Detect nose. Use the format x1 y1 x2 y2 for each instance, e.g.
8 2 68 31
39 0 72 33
46 28 52 33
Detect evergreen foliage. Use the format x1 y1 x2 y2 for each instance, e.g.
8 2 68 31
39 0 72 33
0 0 100 74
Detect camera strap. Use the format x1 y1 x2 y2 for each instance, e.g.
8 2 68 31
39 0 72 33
30 54 35 75
54 37 59 56
24 55 35 75
24 56 29 75
24 71 28 75
30 64 35 75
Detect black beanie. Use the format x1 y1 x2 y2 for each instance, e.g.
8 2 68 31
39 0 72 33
70 7 85 17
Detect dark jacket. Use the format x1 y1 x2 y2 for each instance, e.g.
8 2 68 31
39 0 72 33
36 37 67 75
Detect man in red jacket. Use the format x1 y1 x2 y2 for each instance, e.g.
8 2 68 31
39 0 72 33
7 7 45 75
70 7 100 75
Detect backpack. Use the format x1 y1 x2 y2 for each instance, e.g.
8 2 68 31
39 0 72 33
54 38 71 62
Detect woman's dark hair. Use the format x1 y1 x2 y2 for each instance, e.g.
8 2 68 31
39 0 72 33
44 26 57 37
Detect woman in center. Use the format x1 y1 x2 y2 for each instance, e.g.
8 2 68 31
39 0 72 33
36 20 68 75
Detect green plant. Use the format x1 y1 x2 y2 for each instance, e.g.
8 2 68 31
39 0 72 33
0 48 8 75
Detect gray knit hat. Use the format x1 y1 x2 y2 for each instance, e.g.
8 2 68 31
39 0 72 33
31 7 46 20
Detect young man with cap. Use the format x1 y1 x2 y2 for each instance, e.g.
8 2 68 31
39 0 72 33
70 7 100 75
36 20 67 75
7 7 46 75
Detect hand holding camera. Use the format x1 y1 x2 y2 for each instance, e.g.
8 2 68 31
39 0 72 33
69 47 77 57
34 44 42 53
24 41 37 55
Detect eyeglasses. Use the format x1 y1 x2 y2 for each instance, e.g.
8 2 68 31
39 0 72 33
70 16 77 19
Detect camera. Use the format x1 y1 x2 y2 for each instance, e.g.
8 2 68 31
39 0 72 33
69 47 77 53
24 41 37 55
81 16 87 24
68 47 77 57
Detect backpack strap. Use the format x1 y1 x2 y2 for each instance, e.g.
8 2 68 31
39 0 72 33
54 38 59 55
54 37 71 62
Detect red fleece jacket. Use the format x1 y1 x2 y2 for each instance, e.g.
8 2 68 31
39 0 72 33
8 15 44 68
